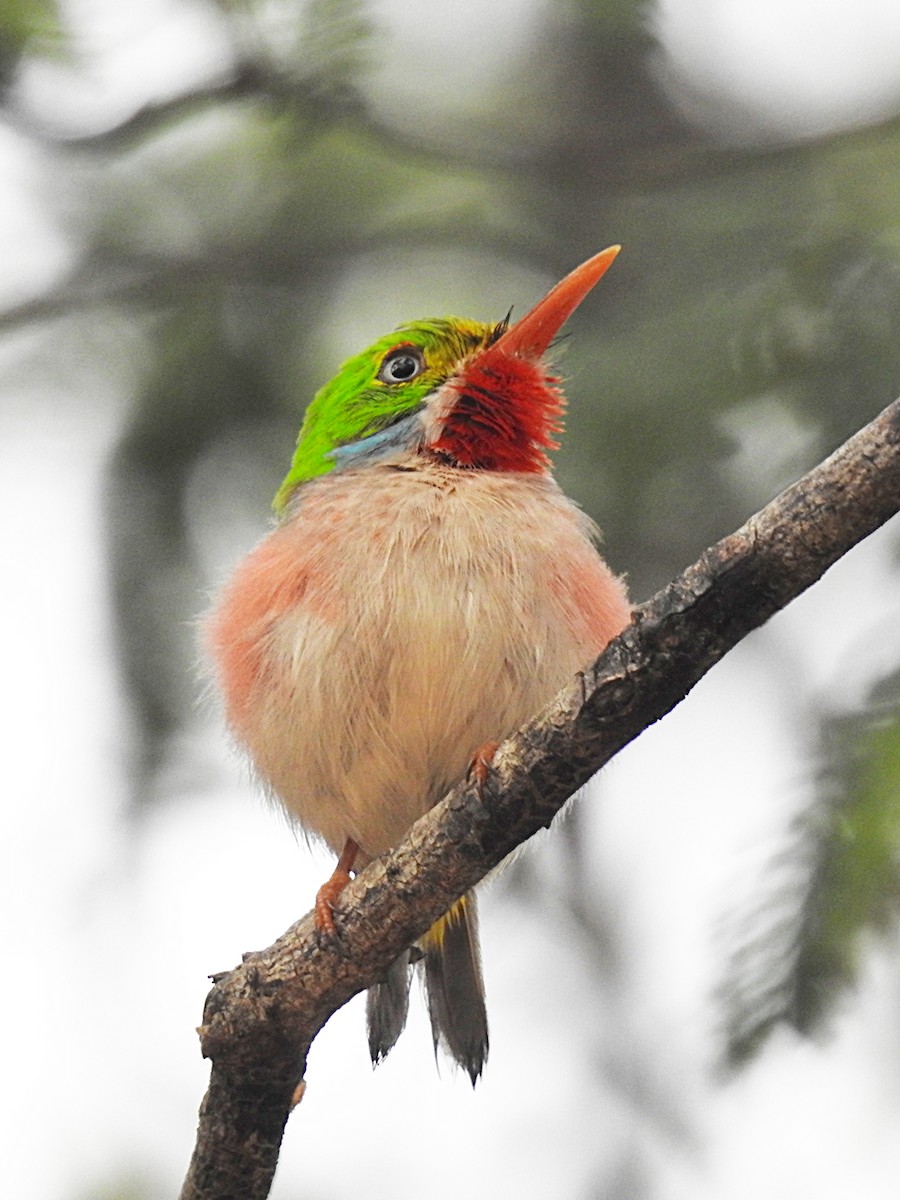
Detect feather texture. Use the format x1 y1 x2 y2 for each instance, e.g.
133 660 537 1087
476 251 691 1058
421 894 488 1083
367 950 413 1065
209 455 630 863
207 254 628 1076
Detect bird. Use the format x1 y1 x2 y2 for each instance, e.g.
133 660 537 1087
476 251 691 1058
207 247 632 1084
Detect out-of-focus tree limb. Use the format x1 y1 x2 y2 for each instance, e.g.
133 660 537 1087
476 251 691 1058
5 40 898 186
179 397 900 1200
0 229 510 333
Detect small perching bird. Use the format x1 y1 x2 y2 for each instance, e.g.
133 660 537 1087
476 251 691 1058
207 247 632 1083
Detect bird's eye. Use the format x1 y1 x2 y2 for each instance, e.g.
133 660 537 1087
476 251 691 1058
378 346 425 384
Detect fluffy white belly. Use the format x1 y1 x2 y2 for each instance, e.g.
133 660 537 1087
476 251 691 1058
215 458 629 861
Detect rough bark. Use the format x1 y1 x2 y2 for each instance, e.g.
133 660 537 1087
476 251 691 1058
180 397 900 1200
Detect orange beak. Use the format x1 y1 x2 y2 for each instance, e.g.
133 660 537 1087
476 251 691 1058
493 246 621 358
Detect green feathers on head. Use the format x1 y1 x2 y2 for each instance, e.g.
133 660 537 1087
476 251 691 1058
273 317 494 514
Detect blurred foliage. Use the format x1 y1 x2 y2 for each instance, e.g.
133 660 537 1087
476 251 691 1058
3 0 900 1089
0 0 64 91
720 668 900 1064
801 671 900 1021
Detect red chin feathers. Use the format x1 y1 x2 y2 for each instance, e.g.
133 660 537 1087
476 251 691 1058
430 246 620 474
431 344 564 473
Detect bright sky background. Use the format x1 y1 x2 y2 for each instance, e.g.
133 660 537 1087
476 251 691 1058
2 2 900 1198
658 0 900 136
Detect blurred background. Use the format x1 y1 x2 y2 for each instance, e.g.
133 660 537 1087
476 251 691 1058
2 0 900 1197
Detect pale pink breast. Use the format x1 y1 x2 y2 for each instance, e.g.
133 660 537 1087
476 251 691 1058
206 458 631 856
547 538 631 654
206 518 339 734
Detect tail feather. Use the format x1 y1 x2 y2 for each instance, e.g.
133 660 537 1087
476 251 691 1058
421 893 489 1085
366 951 412 1065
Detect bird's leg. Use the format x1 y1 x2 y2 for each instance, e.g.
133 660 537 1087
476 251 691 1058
467 741 499 796
315 837 359 934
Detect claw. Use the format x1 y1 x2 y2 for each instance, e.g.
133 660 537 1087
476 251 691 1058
314 837 359 935
467 740 499 796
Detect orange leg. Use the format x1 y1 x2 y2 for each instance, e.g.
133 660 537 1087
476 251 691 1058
467 740 499 794
315 837 359 934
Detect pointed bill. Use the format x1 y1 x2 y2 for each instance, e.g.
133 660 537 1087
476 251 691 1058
494 245 621 358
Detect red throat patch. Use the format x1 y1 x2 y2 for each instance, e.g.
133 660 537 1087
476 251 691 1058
431 345 564 473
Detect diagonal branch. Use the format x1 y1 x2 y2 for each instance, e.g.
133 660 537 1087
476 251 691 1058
180 397 900 1200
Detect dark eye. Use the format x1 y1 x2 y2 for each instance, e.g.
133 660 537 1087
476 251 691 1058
378 346 425 384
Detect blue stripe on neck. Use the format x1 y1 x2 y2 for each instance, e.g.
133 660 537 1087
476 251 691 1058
326 411 424 469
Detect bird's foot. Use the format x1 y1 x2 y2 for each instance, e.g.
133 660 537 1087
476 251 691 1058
467 740 500 796
314 873 351 935
314 837 359 935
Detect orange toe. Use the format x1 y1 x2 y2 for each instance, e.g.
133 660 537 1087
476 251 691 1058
467 740 500 793
314 837 359 934
315 871 351 934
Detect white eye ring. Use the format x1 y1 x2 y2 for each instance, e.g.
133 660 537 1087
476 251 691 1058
378 346 425 384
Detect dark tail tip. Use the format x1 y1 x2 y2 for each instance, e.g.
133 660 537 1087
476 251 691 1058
422 893 489 1084
366 951 412 1066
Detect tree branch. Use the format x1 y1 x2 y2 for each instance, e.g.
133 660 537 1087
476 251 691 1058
180 397 900 1200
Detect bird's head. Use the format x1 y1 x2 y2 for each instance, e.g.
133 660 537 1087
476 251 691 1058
273 247 620 515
